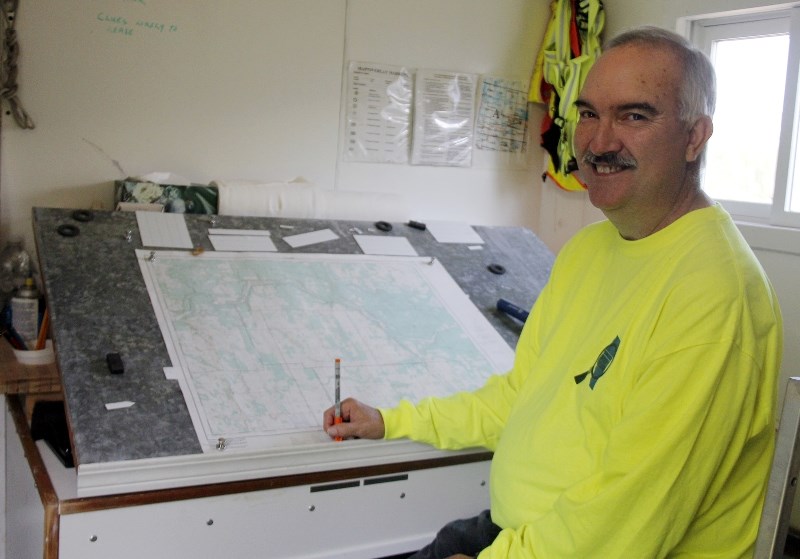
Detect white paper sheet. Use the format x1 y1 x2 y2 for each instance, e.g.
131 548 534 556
136 211 193 248
426 221 484 244
354 235 418 256
208 228 272 236
105 401 135 410
282 228 339 248
209 234 278 252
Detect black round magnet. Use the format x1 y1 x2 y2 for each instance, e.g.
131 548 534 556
375 221 393 232
72 209 94 222
487 263 506 275
57 224 80 237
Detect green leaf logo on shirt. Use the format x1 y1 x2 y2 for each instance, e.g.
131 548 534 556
574 336 621 389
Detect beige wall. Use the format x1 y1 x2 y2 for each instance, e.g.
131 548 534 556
0 0 550 256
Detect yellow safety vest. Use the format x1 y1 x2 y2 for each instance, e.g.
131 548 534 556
531 0 605 191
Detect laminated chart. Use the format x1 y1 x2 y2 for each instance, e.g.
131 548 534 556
344 62 413 164
137 251 515 452
411 70 477 167
475 76 529 153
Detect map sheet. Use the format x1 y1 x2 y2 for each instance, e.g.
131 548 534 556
137 250 515 452
475 76 528 153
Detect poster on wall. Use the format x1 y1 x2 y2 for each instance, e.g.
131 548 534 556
343 62 413 164
475 76 528 153
411 69 477 167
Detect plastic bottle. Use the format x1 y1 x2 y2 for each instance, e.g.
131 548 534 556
0 240 31 303
11 277 40 349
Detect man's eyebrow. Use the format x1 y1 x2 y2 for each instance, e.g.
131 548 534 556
616 102 660 115
574 99 661 116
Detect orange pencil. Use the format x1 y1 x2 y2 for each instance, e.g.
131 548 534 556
35 308 49 351
334 358 343 441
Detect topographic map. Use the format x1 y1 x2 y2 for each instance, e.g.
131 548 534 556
475 76 528 153
138 250 514 451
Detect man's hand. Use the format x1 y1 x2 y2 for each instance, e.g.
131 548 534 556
323 398 386 440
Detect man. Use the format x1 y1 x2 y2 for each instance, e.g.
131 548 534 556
324 26 783 558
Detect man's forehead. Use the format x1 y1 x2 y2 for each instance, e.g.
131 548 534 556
598 41 681 68
579 44 681 110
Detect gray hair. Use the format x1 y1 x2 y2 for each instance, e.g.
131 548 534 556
606 26 716 124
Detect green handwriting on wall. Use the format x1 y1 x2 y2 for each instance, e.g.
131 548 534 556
97 12 178 37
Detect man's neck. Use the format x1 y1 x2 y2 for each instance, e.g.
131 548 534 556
611 188 713 241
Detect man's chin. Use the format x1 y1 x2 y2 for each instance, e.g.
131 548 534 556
585 183 625 212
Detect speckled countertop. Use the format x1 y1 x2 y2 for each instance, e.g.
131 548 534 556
32 208 554 467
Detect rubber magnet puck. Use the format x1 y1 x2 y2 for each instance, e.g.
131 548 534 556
72 209 94 222
487 263 506 275
56 224 80 237
106 352 124 375
375 221 393 232
407 220 427 231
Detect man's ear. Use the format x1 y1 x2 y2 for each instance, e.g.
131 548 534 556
686 115 713 162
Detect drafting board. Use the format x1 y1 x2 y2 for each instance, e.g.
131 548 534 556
137 250 515 452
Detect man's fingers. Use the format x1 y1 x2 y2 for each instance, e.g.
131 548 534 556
322 398 385 440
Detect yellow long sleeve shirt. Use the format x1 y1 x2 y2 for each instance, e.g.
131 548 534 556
381 204 783 558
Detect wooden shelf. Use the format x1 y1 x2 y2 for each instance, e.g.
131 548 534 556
0 338 61 395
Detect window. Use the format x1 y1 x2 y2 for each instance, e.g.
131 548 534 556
688 8 800 228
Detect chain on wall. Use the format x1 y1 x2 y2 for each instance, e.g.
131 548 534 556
0 0 34 129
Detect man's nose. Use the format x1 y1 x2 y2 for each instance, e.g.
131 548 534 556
587 119 622 154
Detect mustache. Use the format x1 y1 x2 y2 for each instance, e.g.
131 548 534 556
582 151 638 169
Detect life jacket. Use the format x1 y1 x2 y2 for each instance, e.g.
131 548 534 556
530 0 605 191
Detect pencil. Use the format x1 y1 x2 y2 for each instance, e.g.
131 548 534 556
334 358 343 442
35 308 49 351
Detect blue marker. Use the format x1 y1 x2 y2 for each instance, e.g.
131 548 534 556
496 298 529 323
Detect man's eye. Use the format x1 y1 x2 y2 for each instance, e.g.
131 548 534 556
626 113 647 121
578 110 597 119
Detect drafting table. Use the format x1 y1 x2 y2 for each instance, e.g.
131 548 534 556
6 207 554 559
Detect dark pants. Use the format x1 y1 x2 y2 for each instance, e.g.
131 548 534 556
408 509 502 559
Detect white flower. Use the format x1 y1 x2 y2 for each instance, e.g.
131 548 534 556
132 182 164 203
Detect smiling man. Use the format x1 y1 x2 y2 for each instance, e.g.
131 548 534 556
574 29 714 241
324 27 783 558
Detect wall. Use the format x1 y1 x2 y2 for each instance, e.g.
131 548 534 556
0 0 549 256
340 0 546 228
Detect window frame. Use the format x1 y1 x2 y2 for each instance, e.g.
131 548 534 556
683 7 800 229
774 8 800 226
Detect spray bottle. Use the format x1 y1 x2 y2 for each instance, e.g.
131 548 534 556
11 277 40 349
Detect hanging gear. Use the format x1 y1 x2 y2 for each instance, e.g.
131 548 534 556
530 0 604 191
